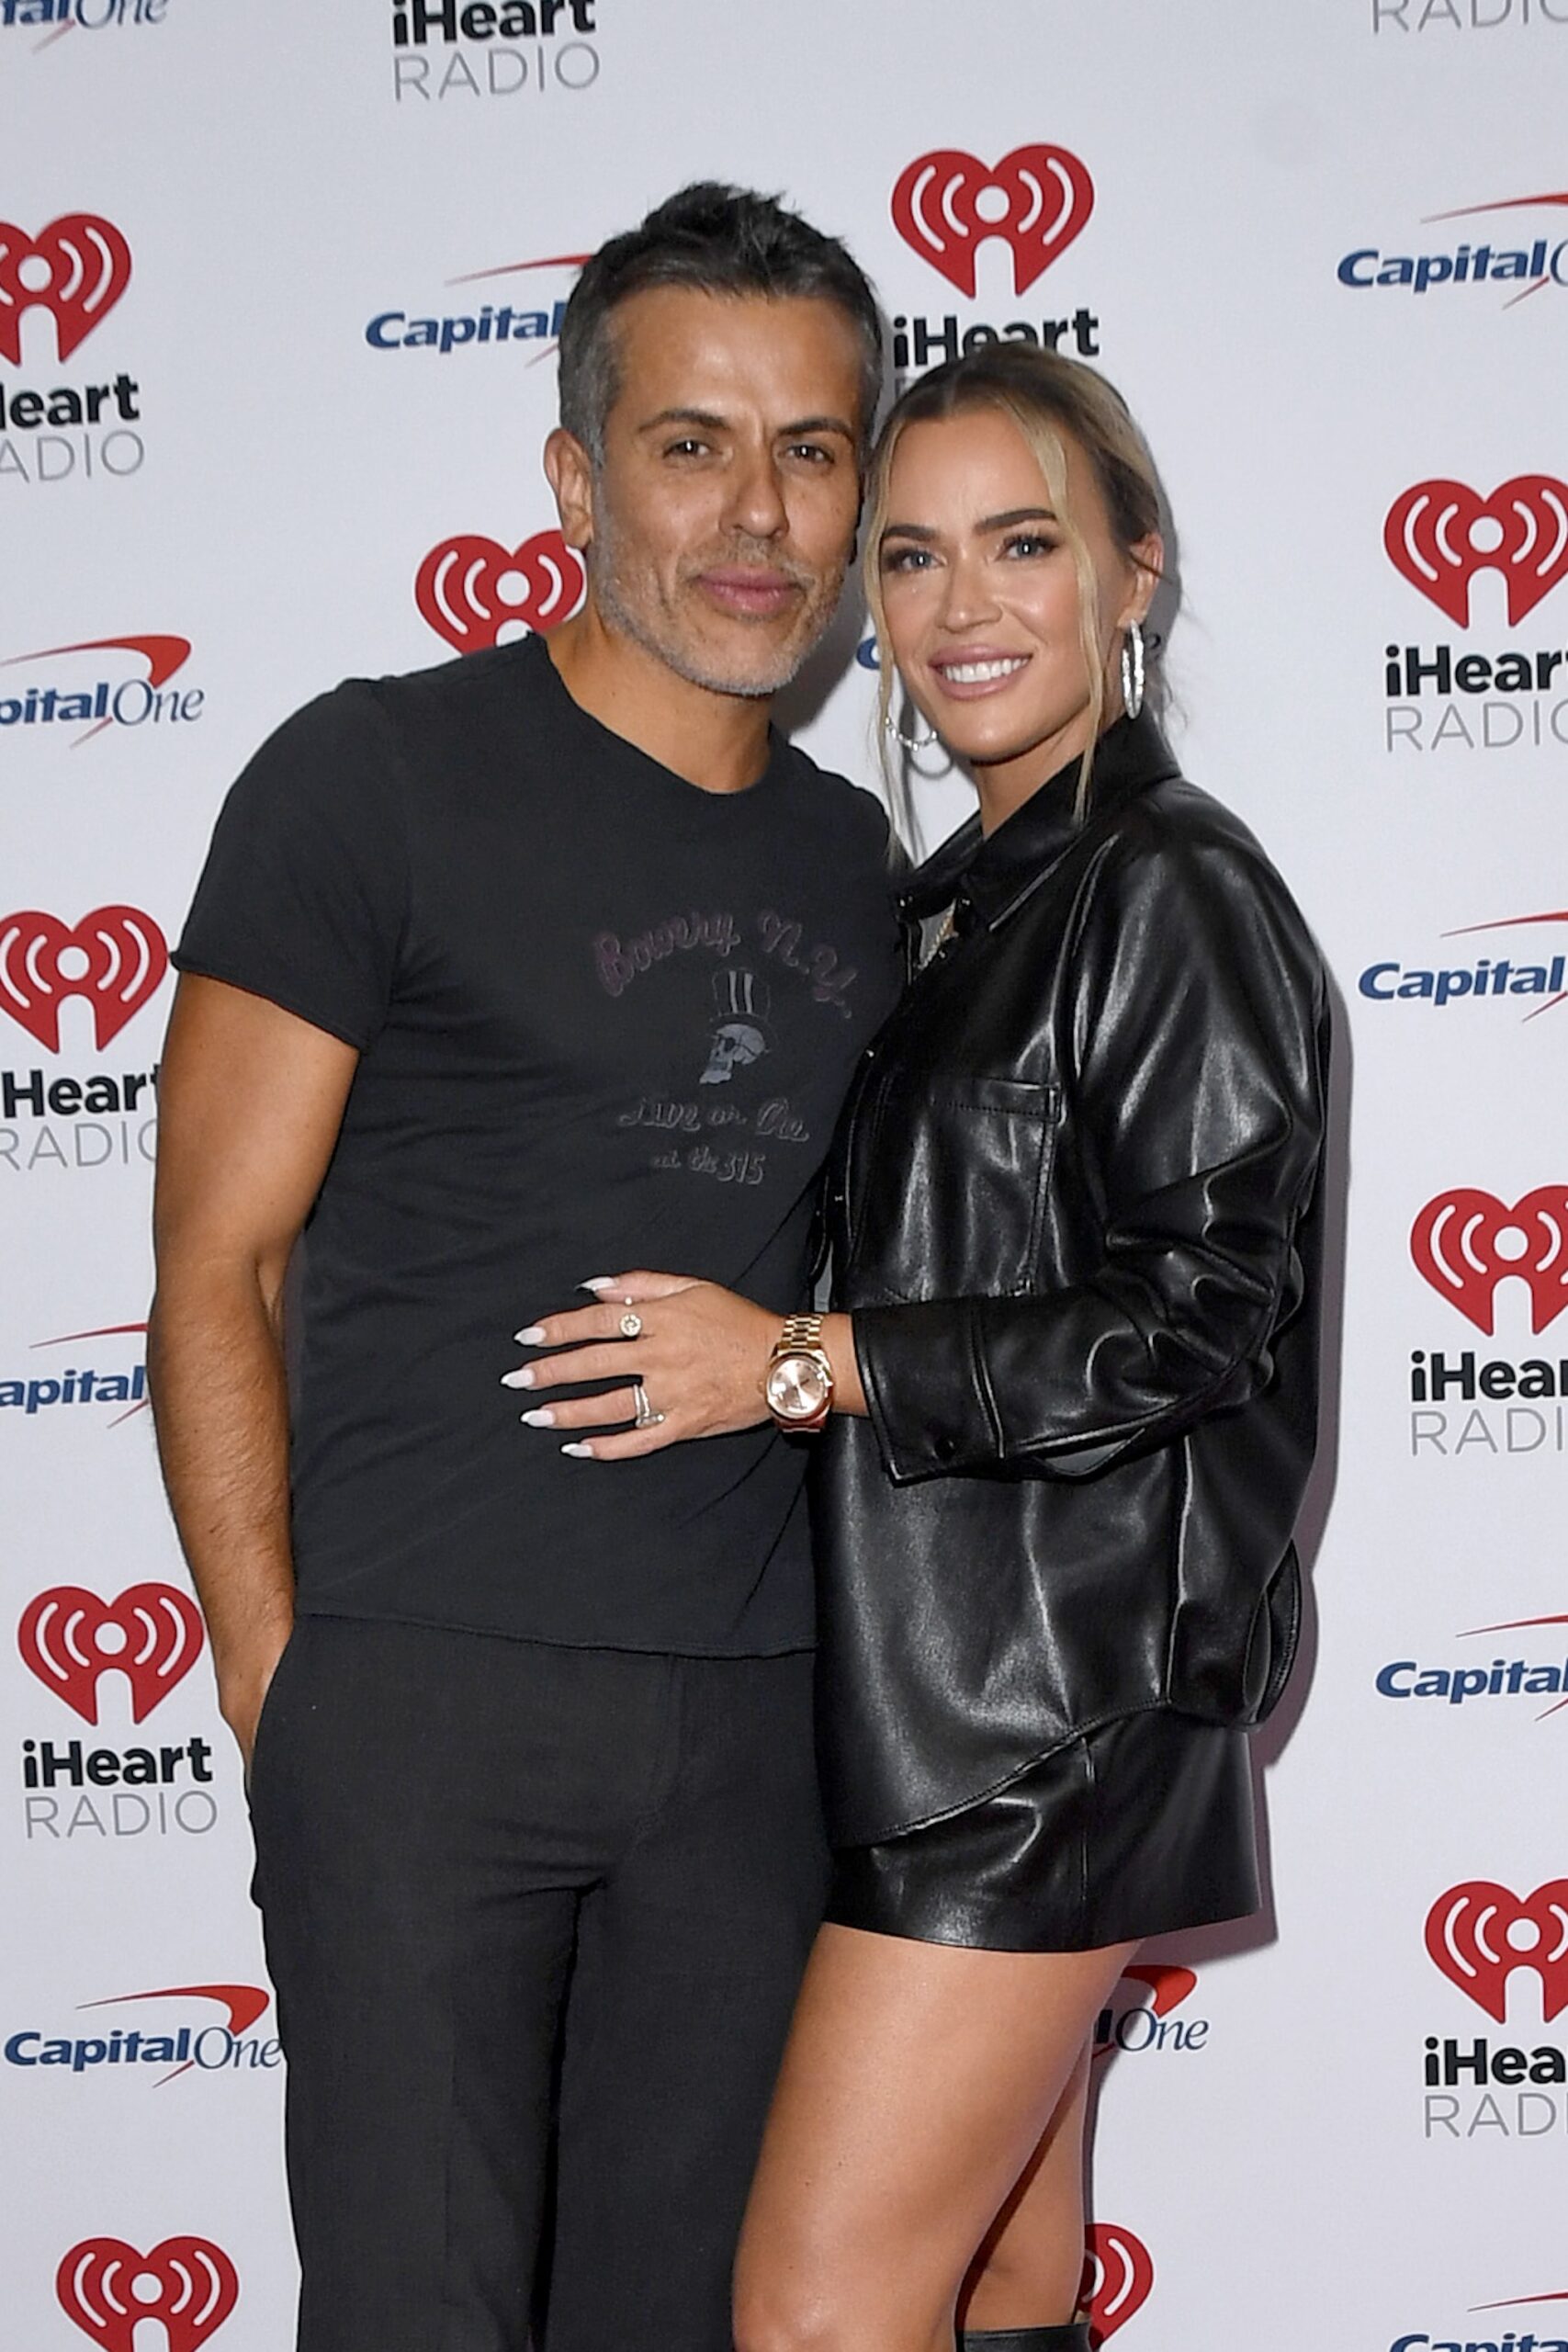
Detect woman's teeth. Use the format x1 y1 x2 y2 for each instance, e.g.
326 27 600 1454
941 658 1028 684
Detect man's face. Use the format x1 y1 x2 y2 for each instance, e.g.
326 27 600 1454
562 287 867 697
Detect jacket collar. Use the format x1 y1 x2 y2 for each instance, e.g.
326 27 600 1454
898 709 1182 933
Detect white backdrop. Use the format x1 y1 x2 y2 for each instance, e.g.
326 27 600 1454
4 6 1567 2347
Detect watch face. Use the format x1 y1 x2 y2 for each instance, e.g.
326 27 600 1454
766 1353 830 1420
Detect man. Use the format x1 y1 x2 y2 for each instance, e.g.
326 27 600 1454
149 183 899 2352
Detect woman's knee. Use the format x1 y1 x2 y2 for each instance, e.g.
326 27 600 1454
731 2280 850 2352
734 2274 942 2352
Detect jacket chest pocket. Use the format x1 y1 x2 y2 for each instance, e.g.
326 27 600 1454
848 1073 1060 1303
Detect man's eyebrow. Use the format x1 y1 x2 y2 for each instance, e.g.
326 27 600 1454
637 407 730 435
778 415 857 441
635 408 858 440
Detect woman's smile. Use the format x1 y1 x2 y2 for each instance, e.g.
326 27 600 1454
926 649 1033 696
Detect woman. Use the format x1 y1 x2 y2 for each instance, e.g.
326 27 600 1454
510 345 1329 2351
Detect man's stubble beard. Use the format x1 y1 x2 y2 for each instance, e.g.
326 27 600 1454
589 501 847 702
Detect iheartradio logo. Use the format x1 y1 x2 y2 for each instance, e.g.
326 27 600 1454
892 144 1095 297
0 906 168 1052
57 2236 237 2352
18 1585 204 1724
415 528 584 654
1426 1881 1568 2023
1410 1187 1568 1335
1080 2224 1154 2343
1385 475 1568 626
0 214 131 366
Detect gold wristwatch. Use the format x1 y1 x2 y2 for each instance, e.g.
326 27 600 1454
764 1313 835 1433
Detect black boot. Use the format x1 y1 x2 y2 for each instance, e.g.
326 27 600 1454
960 2328 1092 2350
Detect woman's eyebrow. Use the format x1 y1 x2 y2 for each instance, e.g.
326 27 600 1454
976 505 1057 531
881 506 1060 542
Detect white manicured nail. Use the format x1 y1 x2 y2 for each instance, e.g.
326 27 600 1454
580 1277 615 1293
519 1408 556 1428
513 1326 546 1345
502 1367 534 1390
561 1442 594 1459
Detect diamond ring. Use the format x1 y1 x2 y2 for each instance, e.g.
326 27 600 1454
632 1382 665 1430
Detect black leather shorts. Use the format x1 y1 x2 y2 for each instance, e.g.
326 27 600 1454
826 1709 1260 1953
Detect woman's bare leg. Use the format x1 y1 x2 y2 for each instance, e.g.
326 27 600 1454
733 1924 1135 2352
957 2048 1095 2333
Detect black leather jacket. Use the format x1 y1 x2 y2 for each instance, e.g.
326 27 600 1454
813 712 1329 1847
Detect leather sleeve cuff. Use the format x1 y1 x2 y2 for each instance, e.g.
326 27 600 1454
852 1299 1004 1485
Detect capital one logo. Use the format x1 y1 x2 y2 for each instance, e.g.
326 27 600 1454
1427 1882 1568 2024
1385 475 1568 625
19 1585 204 1723
1094 1961 1202 2056
1 634 195 745
10 1981 272 2086
58 2237 237 2352
1410 1188 1568 1334
0 906 168 1051
1469 2291 1568 2331
1080 2224 1155 2343
892 145 1095 296
415 528 585 654
0 215 131 365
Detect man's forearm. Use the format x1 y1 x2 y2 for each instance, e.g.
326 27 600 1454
147 1266 296 1744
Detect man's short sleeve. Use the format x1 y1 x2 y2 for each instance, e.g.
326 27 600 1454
174 683 409 1052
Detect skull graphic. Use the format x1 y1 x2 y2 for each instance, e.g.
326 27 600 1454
702 967 771 1085
703 1022 766 1084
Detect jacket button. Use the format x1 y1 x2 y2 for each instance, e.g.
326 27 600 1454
934 1434 956 1461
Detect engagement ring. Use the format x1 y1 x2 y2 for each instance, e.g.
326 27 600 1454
632 1382 665 1430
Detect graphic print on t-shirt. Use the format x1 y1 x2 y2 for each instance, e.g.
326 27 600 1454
596 900 864 1193
701 965 770 1087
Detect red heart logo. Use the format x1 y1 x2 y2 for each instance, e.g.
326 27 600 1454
0 905 168 1052
415 529 585 654
0 214 132 365
1410 1186 1568 1335
1081 2223 1155 2343
18 1584 205 1724
1384 475 1568 626
1426 1881 1568 2024
892 144 1095 297
57 2237 238 2352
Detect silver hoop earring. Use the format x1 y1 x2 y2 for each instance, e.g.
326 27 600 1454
1120 619 1145 722
882 707 939 752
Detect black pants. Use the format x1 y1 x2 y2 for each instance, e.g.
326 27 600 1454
248 1616 826 2352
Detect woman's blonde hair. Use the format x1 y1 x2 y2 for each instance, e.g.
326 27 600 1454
863 344 1167 818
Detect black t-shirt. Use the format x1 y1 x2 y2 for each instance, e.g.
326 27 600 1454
174 633 902 1653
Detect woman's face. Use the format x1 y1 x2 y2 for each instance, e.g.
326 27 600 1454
876 405 1158 792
